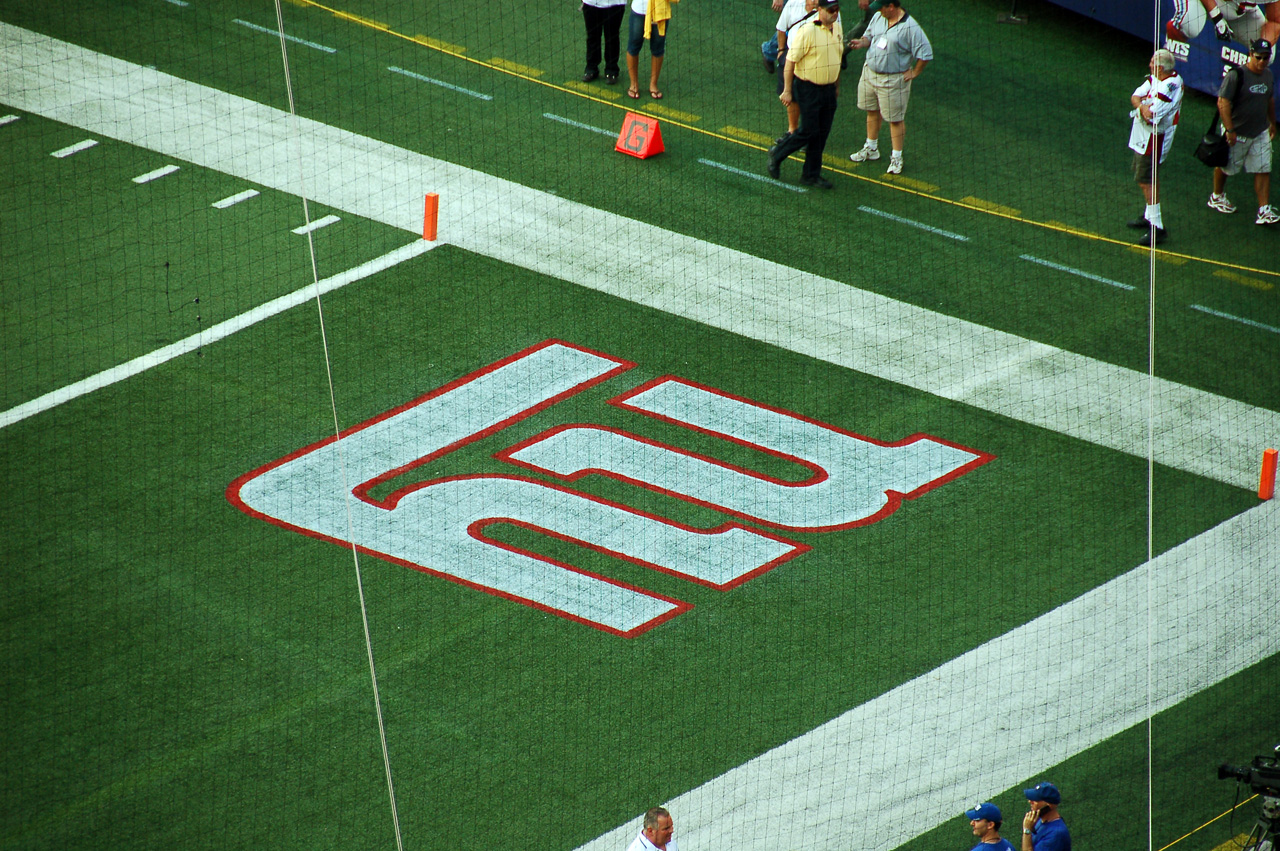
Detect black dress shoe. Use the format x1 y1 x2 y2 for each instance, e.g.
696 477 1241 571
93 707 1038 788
582 69 599 82
775 131 793 146
1126 216 1150 229
767 148 781 179
1137 226 1167 246
801 175 834 189
604 73 618 84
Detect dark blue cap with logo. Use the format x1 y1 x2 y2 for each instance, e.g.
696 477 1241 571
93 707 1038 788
1024 782 1061 805
966 802 1003 822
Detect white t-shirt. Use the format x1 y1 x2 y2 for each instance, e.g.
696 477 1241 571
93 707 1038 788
776 0 839 35
625 831 679 851
1128 71 1184 162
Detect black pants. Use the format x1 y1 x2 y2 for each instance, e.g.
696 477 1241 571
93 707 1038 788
583 3 626 76
774 78 838 179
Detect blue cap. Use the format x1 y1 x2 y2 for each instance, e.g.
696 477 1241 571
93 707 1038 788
1024 782 1061 805
966 802 1002 822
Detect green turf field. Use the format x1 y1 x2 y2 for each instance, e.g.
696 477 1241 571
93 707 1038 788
1 1 1277 850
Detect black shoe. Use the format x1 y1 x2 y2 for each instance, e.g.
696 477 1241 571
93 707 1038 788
775 131 793 146
801 175 834 189
1137 226 1167 246
1126 216 1150 229
604 73 618 84
582 69 599 83
767 148 781 179
763 58 775 74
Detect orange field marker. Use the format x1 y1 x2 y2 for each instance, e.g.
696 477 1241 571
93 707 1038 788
423 192 439 241
1260 448 1277 500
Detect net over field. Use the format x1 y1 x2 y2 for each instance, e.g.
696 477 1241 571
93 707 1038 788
1 2 1277 850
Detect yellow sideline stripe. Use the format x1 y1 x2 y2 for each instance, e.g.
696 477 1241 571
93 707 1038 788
490 58 545 77
284 0 1280 281
1214 270 1275 291
1152 794 1257 851
961 195 1022 216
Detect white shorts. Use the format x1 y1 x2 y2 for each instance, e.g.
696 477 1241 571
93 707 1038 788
1221 132 1273 175
856 66 911 122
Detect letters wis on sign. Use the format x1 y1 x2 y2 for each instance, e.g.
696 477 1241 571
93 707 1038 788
228 340 993 637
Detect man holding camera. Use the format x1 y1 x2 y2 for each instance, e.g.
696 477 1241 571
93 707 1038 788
1021 782 1071 851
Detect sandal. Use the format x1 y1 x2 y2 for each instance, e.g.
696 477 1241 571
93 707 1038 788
627 87 640 99
649 89 664 99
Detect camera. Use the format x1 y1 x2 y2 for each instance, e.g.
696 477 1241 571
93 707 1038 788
1219 744 1280 796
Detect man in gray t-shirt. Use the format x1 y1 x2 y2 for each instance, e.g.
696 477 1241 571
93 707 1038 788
1208 38 1279 224
846 0 932 174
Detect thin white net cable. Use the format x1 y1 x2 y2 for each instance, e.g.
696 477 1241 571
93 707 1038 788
270 2 405 848
1146 5 1165 850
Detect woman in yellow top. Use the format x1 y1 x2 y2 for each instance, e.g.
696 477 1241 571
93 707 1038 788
626 0 679 99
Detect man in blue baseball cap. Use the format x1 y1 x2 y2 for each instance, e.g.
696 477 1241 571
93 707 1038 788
966 802 1015 851
1021 782 1071 851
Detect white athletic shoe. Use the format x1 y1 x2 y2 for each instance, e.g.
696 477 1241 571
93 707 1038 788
849 143 880 162
1256 205 1280 225
886 156 903 175
1208 193 1237 214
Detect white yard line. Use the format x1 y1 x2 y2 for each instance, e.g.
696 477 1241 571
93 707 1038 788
2 21 1272 489
291 213 339 234
1019 254 1137 291
0 240 435 429
51 138 97 157
132 163 179 183
1 23 1277 851
211 188 259 208
575 498 1280 851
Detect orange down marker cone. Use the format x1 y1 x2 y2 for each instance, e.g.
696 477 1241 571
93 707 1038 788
423 193 439 241
1260 448 1278 500
616 112 664 159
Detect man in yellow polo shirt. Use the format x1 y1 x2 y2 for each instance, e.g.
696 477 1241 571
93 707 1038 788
768 0 845 188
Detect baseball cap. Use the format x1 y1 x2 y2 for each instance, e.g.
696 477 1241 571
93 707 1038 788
817 0 840 8
1023 782 1062 805
1250 38 1273 57
966 803 1003 822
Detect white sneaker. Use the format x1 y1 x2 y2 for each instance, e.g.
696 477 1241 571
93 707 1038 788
886 156 903 175
1208 193 1237 214
1257 205 1280 225
849 143 880 162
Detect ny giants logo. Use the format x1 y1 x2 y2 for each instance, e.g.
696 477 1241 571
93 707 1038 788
227 341 994 637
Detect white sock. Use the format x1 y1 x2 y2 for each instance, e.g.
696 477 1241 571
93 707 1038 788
1146 203 1163 229
866 139 879 150
890 150 903 160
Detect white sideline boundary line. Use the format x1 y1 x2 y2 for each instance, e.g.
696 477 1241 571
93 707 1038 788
387 65 492 100
51 138 97 158
3 22 1274 489
0 24 1277 851
1191 303 1280 336
0 240 435 429
858 205 970 241
291 213 339 234
1019 254 1136 291
232 19 336 54
699 158 809 192
132 163 179 183
212 188 260 208
575 498 1280 851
